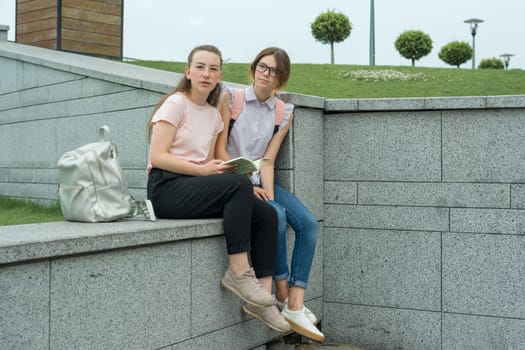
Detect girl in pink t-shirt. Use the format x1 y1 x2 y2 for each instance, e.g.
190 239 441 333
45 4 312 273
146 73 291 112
147 46 287 331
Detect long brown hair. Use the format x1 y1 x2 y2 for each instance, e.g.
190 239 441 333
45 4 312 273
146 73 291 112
148 45 223 137
249 47 291 90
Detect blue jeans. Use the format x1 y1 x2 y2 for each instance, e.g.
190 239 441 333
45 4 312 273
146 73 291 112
267 184 318 289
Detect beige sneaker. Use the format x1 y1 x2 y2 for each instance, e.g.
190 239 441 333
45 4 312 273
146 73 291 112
282 305 325 342
242 303 291 333
275 296 319 325
220 268 274 307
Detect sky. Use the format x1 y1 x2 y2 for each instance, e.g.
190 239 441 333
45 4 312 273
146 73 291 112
0 0 524 70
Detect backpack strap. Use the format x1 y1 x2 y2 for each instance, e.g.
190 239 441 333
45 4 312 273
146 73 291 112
98 125 112 142
274 99 286 129
230 88 244 120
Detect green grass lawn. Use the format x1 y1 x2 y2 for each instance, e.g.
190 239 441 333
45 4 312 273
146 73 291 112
4 62 525 226
0 197 63 226
130 61 525 98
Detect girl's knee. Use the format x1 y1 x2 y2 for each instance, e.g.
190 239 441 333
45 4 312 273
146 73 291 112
275 205 286 224
300 214 318 247
304 213 318 233
268 202 287 234
275 208 287 235
235 174 253 191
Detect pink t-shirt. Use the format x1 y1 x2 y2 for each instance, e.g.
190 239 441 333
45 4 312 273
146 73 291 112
147 92 223 172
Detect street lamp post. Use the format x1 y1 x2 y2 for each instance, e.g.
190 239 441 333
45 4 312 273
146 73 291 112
500 53 514 70
464 18 483 69
369 0 375 66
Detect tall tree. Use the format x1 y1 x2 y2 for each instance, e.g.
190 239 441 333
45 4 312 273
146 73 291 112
311 10 352 64
394 30 433 66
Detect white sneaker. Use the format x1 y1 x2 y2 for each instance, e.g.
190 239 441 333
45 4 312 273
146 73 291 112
274 296 319 325
281 305 324 343
135 199 156 221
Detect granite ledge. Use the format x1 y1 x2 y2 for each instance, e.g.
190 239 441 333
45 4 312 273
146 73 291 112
324 95 525 112
0 218 223 265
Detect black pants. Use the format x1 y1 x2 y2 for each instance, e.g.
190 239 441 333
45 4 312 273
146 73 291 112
147 168 278 278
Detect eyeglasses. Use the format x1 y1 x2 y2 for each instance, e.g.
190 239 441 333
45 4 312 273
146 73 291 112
255 63 278 77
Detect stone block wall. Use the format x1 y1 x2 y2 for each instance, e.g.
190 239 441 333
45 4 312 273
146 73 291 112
1 219 315 349
321 99 525 349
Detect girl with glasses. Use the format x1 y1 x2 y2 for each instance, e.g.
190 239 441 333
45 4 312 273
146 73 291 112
216 47 324 342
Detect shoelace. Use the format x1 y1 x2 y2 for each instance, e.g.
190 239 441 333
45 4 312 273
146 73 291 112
241 269 267 293
275 297 316 320
268 305 281 316
300 307 309 317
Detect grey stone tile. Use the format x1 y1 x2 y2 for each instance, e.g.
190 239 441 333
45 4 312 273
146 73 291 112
442 313 525 350
443 233 525 318
124 169 148 189
443 109 525 183
324 112 441 181
19 60 81 90
424 96 486 109
0 167 56 184
17 77 133 108
0 119 57 167
294 107 324 220
323 302 441 350
50 243 192 350
358 97 426 111
275 169 293 193
450 208 525 235
324 98 359 111
325 204 449 232
0 96 69 123
511 184 525 209
80 77 135 97
191 236 239 336
359 182 510 208
0 90 20 110
67 89 159 116
324 181 357 204
0 182 50 198
487 95 525 108
0 262 49 350
324 228 441 310
0 56 17 94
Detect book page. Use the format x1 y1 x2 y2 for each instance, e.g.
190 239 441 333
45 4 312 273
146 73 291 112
223 157 271 174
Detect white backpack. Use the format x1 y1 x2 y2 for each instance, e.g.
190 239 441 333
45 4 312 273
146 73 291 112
57 125 155 222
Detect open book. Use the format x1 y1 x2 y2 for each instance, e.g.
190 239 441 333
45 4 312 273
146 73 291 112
222 156 271 175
